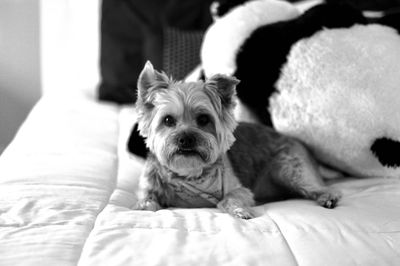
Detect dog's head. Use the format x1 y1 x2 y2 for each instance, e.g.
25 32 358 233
135 61 239 177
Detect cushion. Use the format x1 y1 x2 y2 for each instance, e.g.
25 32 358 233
98 0 213 104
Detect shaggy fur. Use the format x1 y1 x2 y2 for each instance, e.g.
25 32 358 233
133 62 341 219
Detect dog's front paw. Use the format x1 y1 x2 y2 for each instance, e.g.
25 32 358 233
314 189 342 209
231 207 255 220
217 198 255 219
133 199 162 211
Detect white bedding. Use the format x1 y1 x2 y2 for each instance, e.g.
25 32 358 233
1 93 400 266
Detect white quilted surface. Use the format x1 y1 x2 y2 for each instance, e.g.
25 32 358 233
0 94 119 265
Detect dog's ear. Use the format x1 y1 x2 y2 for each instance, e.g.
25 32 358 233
206 74 240 109
137 61 170 103
205 74 239 151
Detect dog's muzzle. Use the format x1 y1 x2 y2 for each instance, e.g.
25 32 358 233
173 131 209 161
177 132 197 150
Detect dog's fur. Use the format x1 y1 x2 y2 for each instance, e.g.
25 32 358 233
133 61 341 219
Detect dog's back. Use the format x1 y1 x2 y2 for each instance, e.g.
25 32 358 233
228 122 297 203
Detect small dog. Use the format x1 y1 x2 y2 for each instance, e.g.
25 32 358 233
133 61 341 219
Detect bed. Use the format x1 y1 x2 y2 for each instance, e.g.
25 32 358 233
1 0 400 265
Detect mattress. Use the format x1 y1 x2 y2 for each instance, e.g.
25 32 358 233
0 93 400 266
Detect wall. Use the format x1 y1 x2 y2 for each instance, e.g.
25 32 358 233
0 0 41 153
40 0 100 96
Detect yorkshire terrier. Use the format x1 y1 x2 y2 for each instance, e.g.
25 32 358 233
132 61 341 219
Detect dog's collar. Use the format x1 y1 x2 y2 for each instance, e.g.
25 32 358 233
169 177 223 207
168 159 226 207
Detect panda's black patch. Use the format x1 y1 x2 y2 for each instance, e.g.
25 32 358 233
215 0 250 17
371 137 400 168
234 3 366 126
127 123 149 158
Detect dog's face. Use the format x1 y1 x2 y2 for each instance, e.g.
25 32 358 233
135 61 239 177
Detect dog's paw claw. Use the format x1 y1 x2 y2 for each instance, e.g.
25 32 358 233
316 190 342 209
133 200 161 211
232 207 255 219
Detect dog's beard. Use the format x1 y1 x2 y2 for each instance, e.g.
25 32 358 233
151 133 220 178
168 154 208 178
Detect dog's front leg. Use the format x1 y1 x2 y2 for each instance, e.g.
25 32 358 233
133 163 164 211
217 187 256 219
134 193 162 211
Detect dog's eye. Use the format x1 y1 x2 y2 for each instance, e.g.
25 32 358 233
197 114 211 127
163 115 176 127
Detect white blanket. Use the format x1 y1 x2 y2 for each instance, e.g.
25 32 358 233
1 94 400 266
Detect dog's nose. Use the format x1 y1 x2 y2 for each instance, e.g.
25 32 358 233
177 134 197 149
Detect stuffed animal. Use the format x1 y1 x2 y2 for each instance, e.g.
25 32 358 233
202 0 400 178
270 23 400 178
201 0 366 125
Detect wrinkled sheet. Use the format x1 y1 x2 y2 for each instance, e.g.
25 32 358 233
1 97 400 266
0 94 120 265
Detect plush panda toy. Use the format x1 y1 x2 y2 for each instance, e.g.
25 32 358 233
270 21 400 179
202 0 400 178
201 0 366 125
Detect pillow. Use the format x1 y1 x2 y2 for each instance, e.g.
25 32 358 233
98 0 213 104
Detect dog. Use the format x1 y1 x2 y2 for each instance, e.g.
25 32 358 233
132 61 341 219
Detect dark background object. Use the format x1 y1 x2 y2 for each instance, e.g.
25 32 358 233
99 0 212 158
326 0 400 11
98 0 213 104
